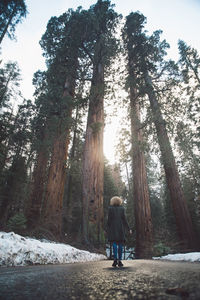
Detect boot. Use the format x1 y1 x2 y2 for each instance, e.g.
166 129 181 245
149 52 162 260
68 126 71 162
118 260 123 267
112 259 118 267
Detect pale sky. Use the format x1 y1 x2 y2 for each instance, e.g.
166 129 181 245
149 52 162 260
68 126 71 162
1 0 200 163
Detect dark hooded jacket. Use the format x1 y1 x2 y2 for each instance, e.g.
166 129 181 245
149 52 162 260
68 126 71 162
107 205 130 243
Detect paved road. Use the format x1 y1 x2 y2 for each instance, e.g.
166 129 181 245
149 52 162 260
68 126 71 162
0 260 200 299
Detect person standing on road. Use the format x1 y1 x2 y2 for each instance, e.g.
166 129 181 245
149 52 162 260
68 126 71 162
107 196 132 267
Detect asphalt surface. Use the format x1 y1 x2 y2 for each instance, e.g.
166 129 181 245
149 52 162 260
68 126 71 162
0 259 200 299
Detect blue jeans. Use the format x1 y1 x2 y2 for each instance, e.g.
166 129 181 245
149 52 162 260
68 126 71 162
113 242 123 260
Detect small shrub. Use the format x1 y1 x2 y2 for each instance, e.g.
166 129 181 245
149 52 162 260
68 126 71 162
154 242 171 257
7 213 27 233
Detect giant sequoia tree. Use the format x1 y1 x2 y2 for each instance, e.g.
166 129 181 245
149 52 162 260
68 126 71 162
123 13 154 258
81 0 120 245
125 12 198 251
28 10 82 235
41 11 85 233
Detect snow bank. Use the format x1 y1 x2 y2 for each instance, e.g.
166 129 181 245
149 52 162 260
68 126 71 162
0 232 106 267
153 252 200 262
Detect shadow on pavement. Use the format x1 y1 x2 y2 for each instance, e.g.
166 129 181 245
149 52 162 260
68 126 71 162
103 267 134 272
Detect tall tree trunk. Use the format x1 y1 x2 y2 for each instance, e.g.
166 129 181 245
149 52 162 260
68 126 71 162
145 72 198 250
63 105 79 234
130 81 154 258
82 61 104 246
42 75 76 237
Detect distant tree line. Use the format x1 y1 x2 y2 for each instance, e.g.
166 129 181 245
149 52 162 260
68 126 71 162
0 0 199 257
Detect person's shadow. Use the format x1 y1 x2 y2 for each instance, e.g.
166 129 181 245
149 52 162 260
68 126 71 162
104 266 133 272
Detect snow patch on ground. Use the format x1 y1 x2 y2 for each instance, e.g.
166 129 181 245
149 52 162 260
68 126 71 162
0 231 106 267
153 252 200 262
1 232 200 267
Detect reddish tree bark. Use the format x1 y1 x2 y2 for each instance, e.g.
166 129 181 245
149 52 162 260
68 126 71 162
130 79 154 258
42 75 76 237
82 61 104 246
